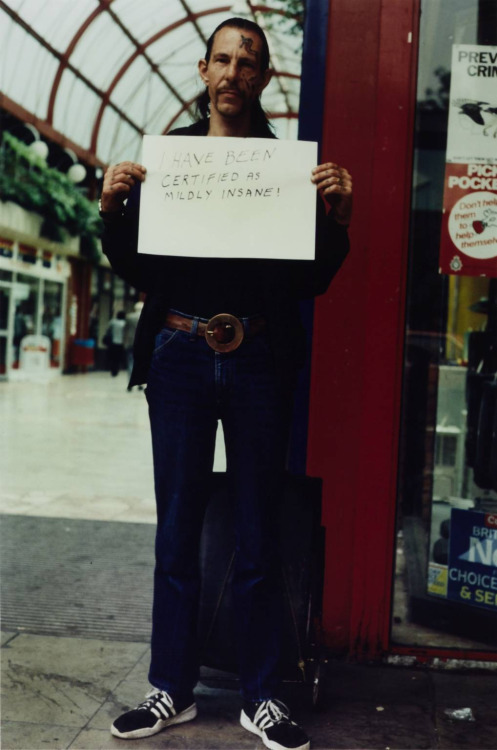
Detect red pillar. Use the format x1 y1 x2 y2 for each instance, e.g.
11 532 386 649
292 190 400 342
306 0 420 658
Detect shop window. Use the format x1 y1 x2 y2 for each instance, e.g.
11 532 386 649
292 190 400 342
392 0 496 650
12 274 39 367
19 244 37 265
0 238 13 259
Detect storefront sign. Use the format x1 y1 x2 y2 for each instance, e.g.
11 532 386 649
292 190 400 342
447 508 497 611
137 135 318 260
439 45 497 276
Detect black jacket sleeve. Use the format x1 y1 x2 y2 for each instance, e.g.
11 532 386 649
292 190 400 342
290 196 350 300
100 183 166 293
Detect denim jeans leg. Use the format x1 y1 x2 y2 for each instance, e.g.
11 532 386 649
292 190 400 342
146 329 218 699
221 335 294 701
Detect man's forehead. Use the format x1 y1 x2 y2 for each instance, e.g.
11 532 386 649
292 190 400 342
211 26 263 55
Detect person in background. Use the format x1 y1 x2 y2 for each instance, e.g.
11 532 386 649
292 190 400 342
105 310 126 377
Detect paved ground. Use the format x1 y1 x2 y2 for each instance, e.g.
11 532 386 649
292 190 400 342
1 373 497 749
2 630 497 750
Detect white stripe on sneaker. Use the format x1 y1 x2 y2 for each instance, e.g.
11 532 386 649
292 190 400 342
240 700 310 750
156 699 176 719
111 692 197 741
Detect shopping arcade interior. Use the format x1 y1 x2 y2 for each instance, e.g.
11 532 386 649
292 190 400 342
1 0 496 660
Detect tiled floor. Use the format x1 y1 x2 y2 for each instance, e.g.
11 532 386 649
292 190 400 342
0 371 226 523
1 632 253 750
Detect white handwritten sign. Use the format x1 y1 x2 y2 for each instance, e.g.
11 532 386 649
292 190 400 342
137 135 318 260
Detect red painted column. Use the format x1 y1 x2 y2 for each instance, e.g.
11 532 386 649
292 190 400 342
306 0 420 658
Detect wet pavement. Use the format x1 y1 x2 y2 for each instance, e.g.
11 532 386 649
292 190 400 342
1 373 496 749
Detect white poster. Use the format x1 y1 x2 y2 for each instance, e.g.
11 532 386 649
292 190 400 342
446 45 497 164
440 44 497 276
137 136 318 260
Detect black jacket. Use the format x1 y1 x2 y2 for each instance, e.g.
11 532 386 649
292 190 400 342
101 122 350 386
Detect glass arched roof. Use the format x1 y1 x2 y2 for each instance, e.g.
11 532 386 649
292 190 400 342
0 0 302 167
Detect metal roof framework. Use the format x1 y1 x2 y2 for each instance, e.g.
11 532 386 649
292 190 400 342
0 0 302 167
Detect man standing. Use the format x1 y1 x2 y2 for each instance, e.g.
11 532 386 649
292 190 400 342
100 17 352 750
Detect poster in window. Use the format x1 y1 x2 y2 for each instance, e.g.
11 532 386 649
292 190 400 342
439 45 497 277
447 508 497 612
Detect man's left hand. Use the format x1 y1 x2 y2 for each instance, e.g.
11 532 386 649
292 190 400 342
311 163 353 226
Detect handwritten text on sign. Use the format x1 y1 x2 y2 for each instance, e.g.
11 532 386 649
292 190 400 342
137 136 318 260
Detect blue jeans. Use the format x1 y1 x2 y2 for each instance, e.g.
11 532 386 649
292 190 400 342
145 315 293 702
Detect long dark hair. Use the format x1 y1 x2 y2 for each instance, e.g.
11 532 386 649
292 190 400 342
195 17 274 138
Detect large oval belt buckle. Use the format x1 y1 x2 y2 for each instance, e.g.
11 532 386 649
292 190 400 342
205 313 244 353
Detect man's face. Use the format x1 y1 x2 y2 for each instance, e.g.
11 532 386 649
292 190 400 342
198 26 271 120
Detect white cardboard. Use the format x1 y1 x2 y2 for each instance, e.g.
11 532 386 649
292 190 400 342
137 135 318 260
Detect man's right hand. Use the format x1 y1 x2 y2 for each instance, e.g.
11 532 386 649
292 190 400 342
100 161 147 212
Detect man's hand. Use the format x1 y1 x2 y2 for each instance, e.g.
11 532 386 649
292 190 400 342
311 162 353 226
100 161 147 213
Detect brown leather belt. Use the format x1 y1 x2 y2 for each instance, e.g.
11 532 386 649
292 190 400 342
164 311 266 353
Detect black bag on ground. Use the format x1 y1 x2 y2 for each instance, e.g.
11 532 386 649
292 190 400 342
198 472 325 684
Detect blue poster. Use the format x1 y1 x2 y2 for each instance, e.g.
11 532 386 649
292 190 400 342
447 508 497 612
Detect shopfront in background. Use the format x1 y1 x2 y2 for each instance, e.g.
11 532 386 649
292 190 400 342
0 237 69 379
393 0 496 652
305 0 496 662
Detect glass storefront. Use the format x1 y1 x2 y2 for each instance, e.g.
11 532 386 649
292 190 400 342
0 239 69 378
13 273 39 358
392 0 496 650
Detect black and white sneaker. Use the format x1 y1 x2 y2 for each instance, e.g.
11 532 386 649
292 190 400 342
240 698 310 750
111 688 197 739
